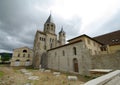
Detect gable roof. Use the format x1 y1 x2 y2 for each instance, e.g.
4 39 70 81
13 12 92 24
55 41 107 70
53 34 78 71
68 34 103 45
13 46 33 51
37 30 46 35
93 30 120 46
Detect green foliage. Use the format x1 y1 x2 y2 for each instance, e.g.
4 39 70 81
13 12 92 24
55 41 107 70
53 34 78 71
1 53 11 62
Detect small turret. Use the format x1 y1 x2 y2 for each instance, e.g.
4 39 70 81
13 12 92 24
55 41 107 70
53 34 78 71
59 27 66 45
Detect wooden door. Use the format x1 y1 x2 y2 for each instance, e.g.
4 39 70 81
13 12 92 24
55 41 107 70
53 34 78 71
73 58 79 72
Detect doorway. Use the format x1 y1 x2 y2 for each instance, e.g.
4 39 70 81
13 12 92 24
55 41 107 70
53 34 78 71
15 59 20 66
73 58 79 72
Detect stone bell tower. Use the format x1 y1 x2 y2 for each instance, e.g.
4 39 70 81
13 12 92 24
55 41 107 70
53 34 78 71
44 14 56 34
59 27 66 45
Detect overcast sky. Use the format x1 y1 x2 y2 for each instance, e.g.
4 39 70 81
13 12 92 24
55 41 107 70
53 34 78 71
0 0 120 53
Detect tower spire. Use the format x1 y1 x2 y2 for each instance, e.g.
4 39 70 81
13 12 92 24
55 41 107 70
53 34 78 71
59 26 65 34
45 13 53 23
44 13 56 34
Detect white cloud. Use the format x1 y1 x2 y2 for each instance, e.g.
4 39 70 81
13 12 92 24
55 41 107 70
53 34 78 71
48 0 120 35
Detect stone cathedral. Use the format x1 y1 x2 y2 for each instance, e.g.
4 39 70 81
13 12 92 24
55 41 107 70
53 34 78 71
32 14 66 68
32 14 120 75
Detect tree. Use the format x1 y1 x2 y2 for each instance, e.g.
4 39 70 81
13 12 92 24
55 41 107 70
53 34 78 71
1 53 11 62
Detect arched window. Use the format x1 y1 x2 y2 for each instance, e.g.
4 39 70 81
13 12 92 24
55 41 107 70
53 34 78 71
47 24 49 26
26 59 30 61
51 24 53 27
23 50 27 53
16 59 20 61
73 47 77 55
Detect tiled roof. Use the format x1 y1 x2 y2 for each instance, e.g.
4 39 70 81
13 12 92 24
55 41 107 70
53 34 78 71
94 30 120 46
68 34 103 45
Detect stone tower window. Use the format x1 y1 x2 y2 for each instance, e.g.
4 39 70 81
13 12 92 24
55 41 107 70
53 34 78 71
47 24 49 26
73 47 77 55
51 24 53 27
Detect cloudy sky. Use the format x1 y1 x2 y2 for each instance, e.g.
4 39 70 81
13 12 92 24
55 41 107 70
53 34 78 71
0 0 120 53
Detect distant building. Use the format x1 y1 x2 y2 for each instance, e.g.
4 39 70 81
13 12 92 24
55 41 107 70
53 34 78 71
10 47 33 66
94 30 120 54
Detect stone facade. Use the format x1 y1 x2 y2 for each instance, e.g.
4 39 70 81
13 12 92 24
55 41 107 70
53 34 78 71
32 14 66 68
91 51 120 70
47 41 92 75
32 14 120 76
10 47 33 66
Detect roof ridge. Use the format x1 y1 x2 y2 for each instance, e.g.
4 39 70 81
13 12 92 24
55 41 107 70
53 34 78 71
94 30 120 38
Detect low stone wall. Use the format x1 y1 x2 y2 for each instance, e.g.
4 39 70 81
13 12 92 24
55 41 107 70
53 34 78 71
91 52 120 70
84 70 120 85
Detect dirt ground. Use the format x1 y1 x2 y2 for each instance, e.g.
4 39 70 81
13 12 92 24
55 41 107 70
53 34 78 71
0 65 89 85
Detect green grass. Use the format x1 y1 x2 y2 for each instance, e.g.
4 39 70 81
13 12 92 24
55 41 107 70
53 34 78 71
0 71 4 77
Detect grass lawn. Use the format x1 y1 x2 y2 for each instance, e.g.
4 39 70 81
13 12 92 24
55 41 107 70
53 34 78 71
0 71 4 77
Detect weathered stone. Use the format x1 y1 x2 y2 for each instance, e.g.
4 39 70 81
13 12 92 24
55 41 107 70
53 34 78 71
24 72 32 76
39 68 45 72
44 70 51 73
24 82 33 85
68 76 78 81
20 69 28 73
53 72 60 75
28 76 39 80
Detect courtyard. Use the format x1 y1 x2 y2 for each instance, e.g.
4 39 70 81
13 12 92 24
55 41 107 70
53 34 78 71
0 65 93 85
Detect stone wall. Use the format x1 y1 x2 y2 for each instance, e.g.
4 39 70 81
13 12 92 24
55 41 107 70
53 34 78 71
47 41 92 75
85 70 120 85
91 52 120 70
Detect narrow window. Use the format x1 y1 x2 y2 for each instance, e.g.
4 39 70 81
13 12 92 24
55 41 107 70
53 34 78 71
73 47 77 55
50 43 52 49
18 54 20 57
23 54 25 57
55 52 57 56
40 37 41 40
63 50 65 56
100 46 107 51
28 54 30 58
87 39 90 44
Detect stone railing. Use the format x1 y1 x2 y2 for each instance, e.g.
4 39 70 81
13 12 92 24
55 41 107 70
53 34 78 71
84 70 120 85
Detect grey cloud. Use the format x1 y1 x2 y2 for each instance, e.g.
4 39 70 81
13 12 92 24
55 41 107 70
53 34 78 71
0 0 45 52
54 15 82 40
0 0 81 52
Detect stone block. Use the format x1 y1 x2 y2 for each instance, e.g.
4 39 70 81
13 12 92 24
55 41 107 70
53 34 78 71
28 76 39 80
68 76 78 81
53 72 60 75
44 70 51 72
